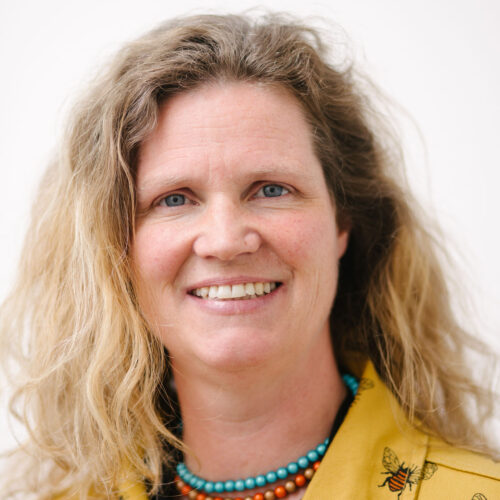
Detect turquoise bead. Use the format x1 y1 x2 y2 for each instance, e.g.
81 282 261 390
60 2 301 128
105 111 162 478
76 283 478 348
276 467 288 479
256 475 266 487
266 471 277 483
174 373 358 495
245 478 256 489
342 373 359 394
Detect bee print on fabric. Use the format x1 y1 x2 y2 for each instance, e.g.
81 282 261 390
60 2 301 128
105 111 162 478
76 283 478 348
352 377 375 405
378 447 437 498
472 494 487 500
359 378 375 392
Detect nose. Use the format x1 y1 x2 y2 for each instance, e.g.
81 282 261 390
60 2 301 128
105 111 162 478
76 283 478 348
192 199 262 261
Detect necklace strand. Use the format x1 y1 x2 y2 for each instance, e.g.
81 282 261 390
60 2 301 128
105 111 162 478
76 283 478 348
176 374 358 499
176 461 319 500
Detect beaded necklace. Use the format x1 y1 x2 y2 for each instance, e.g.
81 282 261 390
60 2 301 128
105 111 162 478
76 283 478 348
175 374 358 500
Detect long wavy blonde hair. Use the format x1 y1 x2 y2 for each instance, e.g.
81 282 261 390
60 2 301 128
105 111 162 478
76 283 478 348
0 13 497 498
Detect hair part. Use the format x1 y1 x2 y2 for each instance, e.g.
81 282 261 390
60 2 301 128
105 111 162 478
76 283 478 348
0 12 497 497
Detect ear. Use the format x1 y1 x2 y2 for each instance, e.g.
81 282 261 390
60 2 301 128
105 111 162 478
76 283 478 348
336 227 350 259
336 215 351 259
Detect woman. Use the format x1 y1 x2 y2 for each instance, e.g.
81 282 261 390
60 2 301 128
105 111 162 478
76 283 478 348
1 13 499 499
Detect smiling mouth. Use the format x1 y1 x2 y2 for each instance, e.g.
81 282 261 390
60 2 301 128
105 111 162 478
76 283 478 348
189 282 281 300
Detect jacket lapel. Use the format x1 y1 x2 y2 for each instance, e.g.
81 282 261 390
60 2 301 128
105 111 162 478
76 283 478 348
303 362 429 500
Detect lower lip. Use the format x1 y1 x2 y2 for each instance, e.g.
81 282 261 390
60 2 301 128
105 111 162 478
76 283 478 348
186 285 283 315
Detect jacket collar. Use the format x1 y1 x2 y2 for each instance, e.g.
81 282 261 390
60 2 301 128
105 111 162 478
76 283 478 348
303 361 429 499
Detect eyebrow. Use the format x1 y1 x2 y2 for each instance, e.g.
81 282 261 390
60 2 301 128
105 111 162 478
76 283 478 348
136 163 313 193
137 173 190 193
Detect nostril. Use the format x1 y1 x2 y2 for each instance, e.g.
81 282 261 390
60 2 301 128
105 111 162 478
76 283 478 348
193 227 262 261
243 231 261 252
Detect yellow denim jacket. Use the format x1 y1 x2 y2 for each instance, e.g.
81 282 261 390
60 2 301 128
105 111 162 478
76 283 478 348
117 362 500 499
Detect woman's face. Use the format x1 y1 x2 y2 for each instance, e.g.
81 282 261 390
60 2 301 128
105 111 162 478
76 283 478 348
131 82 348 375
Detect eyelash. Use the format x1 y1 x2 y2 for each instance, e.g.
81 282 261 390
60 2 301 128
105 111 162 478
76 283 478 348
159 193 192 208
157 183 291 208
254 184 290 198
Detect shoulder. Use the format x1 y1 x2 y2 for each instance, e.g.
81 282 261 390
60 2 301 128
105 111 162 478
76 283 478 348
417 437 500 499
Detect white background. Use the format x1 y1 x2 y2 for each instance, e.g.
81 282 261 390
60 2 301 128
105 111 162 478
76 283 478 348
1 0 499 454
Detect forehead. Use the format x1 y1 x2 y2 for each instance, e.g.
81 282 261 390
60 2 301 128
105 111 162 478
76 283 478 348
136 81 319 185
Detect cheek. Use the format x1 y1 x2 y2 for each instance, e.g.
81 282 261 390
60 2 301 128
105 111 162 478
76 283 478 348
268 210 339 265
131 222 188 301
270 209 342 314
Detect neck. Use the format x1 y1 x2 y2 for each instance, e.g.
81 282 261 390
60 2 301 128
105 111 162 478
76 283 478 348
172 329 346 481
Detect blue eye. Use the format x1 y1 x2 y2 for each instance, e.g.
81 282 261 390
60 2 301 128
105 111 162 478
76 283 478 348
256 184 289 198
162 194 187 207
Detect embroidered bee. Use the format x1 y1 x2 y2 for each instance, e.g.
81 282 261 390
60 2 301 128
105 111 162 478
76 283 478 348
352 377 375 404
358 377 375 391
379 447 437 498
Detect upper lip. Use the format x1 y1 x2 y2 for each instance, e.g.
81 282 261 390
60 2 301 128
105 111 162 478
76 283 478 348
186 276 282 292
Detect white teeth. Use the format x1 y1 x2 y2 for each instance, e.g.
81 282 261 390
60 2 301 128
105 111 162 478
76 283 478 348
218 285 232 299
192 282 278 300
231 284 246 298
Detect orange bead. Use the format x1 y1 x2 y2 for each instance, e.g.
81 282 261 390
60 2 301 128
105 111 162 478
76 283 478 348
295 474 306 487
214 497 223 500
274 486 286 498
181 484 193 495
313 461 321 471
196 494 207 500
254 494 265 500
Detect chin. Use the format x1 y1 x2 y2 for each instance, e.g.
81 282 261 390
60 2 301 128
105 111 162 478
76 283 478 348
189 327 284 373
